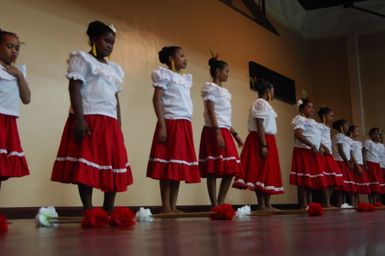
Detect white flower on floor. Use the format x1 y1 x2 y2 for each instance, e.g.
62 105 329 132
236 205 251 218
340 203 354 209
36 206 59 227
136 207 154 222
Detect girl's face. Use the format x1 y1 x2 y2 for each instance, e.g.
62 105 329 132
93 31 115 58
352 127 360 138
302 102 314 117
324 111 334 124
217 64 229 82
341 122 349 134
0 35 19 65
370 130 380 142
171 48 187 70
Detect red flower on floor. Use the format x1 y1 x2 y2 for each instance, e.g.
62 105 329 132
374 202 383 208
81 208 109 228
109 207 136 228
356 203 376 212
210 204 235 220
307 203 323 217
0 215 8 233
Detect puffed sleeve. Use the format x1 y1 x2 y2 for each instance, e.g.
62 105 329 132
65 52 88 83
334 133 345 144
201 83 218 103
151 67 170 89
292 115 306 130
363 139 372 150
113 64 125 92
251 99 269 119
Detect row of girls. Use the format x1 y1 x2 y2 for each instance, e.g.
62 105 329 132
288 99 385 209
0 20 284 214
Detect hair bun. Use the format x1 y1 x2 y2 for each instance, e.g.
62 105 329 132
158 47 170 64
208 57 218 67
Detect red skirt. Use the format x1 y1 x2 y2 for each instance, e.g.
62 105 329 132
366 161 382 193
147 119 200 183
0 114 29 180
319 154 344 187
335 161 358 193
381 168 385 194
355 164 370 194
289 147 328 189
233 133 283 195
51 115 133 192
198 127 241 178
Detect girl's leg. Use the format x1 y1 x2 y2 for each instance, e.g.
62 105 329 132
78 184 93 211
103 192 116 214
265 194 279 211
207 176 217 206
160 180 172 213
306 188 313 206
322 187 331 207
255 190 266 210
170 180 182 213
217 177 233 205
298 186 307 209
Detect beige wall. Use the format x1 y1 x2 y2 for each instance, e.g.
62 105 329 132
0 0 315 207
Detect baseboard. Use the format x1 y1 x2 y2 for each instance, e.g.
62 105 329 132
0 203 299 219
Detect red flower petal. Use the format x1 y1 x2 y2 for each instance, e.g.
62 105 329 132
307 203 323 217
210 204 235 220
81 208 109 229
109 207 136 228
0 215 8 233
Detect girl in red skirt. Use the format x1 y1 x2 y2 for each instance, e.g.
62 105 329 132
233 80 283 211
51 21 133 213
332 119 357 206
147 46 201 213
290 98 326 209
0 29 31 189
363 128 383 204
378 131 385 197
199 57 243 206
317 107 343 207
349 125 370 197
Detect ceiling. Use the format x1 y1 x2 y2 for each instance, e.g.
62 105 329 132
263 0 385 40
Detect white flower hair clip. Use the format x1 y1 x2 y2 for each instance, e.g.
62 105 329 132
297 99 303 108
109 24 117 33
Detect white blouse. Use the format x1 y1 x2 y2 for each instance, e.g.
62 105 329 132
201 82 232 129
0 64 27 117
292 115 321 149
333 133 354 161
319 123 332 152
351 140 364 165
363 139 383 163
151 67 193 120
247 98 277 135
66 51 124 119
379 143 385 168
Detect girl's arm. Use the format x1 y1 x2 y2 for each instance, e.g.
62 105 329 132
230 126 243 148
116 93 121 126
256 118 267 157
362 147 368 169
337 144 352 169
152 87 167 143
206 100 225 148
69 79 90 144
294 129 318 153
3 64 31 104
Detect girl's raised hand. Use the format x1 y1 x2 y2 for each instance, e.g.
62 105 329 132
3 64 22 78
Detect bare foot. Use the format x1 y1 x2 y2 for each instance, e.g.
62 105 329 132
266 206 280 212
160 207 173 214
172 208 185 214
255 206 270 212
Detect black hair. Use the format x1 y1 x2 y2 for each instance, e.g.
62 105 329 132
0 28 18 44
332 119 348 131
158 46 181 65
208 57 228 78
369 127 380 137
347 125 358 136
254 79 273 96
317 107 332 119
298 98 311 112
86 21 115 45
